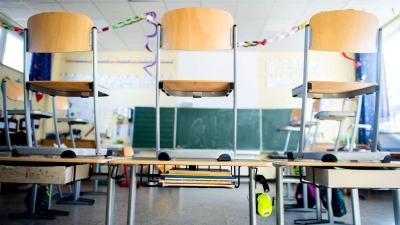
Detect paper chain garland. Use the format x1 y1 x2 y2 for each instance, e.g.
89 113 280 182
0 21 24 35
238 22 308 47
97 12 159 33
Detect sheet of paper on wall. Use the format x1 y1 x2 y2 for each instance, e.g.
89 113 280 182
114 124 129 138
67 97 94 122
265 60 324 73
62 73 175 89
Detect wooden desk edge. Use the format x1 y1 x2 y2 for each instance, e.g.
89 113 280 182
109 158 273 167
272 160 400 168
0 156 112 164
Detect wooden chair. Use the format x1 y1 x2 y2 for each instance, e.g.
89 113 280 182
1 79 53 150
289 10 390 163
156 8 236 161
52 96 90 148
276 100 321 153
120 146 140 188
276 101 320 204
14 12 110 158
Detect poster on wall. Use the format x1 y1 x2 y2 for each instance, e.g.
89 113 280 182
265 59 327 89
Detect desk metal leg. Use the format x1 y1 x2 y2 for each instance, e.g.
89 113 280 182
106 165 116 225
81 164 107 196
351 189 361 225
128 165 137 225
276 166 284 225
393 189 400 225
286 167 315 213
57 181 95 205
249 167 256 225
307 188 351 225
295 186 329 224
47 184 69 216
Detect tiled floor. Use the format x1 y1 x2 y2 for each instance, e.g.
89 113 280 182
0 181 396 225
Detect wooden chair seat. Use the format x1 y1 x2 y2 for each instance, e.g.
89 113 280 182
159 80 233 97
56 118 91 125
289 121 317 127
26 81 109 97
315 111 356 118
276 126 301 132
292 81 377 99
8 110 53 119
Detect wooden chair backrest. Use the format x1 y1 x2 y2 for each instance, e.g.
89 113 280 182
27 12 93 53
5 79 24 101
290 109 302 122
55 96 69 111
122 146 134 157
161 7 234 50
291 100 320 122
312 99 321 113
309 10 379 53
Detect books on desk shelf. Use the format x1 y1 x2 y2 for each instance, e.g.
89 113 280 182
159 168 236 188
161 183 235 188
167 168 231 175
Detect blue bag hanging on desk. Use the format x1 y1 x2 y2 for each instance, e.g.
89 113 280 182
320 188 347 217
24 185 50 214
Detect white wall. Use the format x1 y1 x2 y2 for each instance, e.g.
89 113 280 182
177 51 259 108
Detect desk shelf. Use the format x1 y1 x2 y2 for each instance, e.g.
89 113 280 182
289 121 317 127
12 147 111 158
57 118 91 125
159 80 234 97
26 81 110 97
156 149 234 161
8 110 53 119
292 81 377 99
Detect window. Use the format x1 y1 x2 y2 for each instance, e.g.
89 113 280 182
383 31 400 131
2 30 23 72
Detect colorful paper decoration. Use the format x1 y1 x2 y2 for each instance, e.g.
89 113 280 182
98 12 160 77
143 12 158 77
238 22 308 47
97 11 159 33
342 52 362 67
0 22 24 35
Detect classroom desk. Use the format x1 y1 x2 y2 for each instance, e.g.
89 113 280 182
272 160 400 225
0 155 111 219
106 157 272 225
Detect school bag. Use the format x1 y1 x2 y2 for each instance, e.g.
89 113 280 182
295 183 316 208
24 185 50 214
320 187 347 217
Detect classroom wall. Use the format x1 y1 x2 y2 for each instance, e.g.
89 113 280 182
43 50 356 151
43 51 179 146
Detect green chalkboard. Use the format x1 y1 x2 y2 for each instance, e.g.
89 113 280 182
132 107 297 151
262 109 299 151
132 107 175 148
176 108 260 150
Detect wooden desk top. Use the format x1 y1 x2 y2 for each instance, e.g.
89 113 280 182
110 157 272 167
0 155 111 164
271 160 400 168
